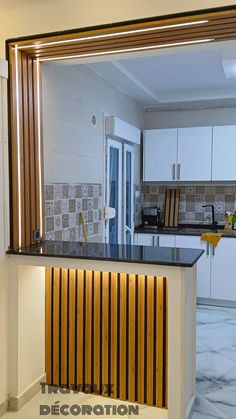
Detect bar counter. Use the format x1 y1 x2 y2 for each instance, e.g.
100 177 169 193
7 241 204 419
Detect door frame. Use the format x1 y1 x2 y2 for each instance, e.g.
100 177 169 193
6 6 236 247
105 138 122 244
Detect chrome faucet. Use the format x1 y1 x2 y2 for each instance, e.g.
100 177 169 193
202 205 218 230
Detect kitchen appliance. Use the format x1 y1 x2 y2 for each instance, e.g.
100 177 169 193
142 206 162 228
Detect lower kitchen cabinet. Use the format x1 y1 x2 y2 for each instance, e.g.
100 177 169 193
211 238 236 301
135 233 176 247
176 236 211 299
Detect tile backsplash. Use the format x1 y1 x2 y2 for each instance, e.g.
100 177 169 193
44 183 103 241
141 184 236 224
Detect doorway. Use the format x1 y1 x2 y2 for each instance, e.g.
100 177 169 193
106 138 134 245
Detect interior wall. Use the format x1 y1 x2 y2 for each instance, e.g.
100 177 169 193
42 63 143 185
0 72 9 410
1 0 235 59
144 106 236 129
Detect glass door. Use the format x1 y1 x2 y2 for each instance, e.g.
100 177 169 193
106 139 134 245
106 138 122 244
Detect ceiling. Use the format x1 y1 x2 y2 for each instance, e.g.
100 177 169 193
53 40 236 110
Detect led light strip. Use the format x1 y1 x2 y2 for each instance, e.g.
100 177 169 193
15 47 22 248
17 20 209 49
36 60 43 237
38 38 214 62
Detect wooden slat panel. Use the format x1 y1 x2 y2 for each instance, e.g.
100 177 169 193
61 269 68 387
93 271 101 394
27 56 36 243
128 274 136 402
21 53 30 245
9 46 19 249
85 270 92 389
53 268 60 386
77 270 84 389
137 275 145 404
110 272 118 399
119 273 127 400
156 277 164 408
102 272 109 396
45 269 167 408
45 267 52 384
147 275 154 406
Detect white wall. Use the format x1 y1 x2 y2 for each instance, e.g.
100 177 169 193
0 67 9 411
42 63 143 184
0 0 235 58
144 107 236 129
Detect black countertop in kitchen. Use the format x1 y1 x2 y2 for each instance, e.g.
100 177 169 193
7 241 204 268
135 224 236 237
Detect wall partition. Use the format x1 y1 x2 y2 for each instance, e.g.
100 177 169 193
6 6 236 248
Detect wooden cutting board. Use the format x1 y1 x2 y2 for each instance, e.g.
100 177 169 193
164 189 180 227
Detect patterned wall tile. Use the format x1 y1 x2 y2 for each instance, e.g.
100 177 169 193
140 183 236 225
45 183 103 242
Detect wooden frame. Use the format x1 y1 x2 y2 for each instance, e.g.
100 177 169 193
6 6 236 248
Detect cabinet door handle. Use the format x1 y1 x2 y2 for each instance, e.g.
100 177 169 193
156 236 160 247
177 163 181 180
172 164 176 180
212 246 215 256
206 242 209 256
152 236 155 246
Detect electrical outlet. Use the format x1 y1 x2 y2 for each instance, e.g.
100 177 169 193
33 229 41 242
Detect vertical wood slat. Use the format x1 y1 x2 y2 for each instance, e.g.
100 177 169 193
53 268 60 386
119 273 127 400
77 270 84 389
147 275 154 406
128 274 136 402
110 272 118 399
61 269 68 387
85 270 92 389
69 269 76 387
137 274 145 404
93 271 101 394
45 268 52 384
102 272 109 396
45 269 167 408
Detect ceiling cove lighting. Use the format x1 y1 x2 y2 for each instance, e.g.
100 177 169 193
17 20 209 49
15 47 22 247
38 38 215 62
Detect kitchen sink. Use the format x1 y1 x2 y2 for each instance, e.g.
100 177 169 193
180 227 217 234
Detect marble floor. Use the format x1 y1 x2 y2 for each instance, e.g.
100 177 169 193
191 304 236 419
2 304 236 419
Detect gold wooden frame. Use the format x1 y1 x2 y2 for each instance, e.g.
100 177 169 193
7 6 236 248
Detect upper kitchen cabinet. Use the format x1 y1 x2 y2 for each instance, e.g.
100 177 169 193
212 126 236 181
177 127 212 181
143 129 177 181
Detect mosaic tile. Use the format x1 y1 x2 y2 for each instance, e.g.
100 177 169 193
54 200 62 215
54 184 62 200
54 214 62 231
69 185 76 199
62 214 69 228
62 184 69 199
87 198 94 210
69 213 76 228
45 201 54 217
61 199 69 214
76 185 82 198
82 199 88 211
45 185 54 200
76 198 82 212
45 217 54 232
55 230 62 241
88 185 93 197
69 199 76 213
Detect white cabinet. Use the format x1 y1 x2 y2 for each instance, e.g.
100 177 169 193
177 127 212 181
212 125 236 181
211 238 236 301
176 235 211 298
135 233 176 247
143 129 177 181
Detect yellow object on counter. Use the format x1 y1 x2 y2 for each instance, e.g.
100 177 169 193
201 232 222 247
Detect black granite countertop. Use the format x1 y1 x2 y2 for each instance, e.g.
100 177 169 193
135 224 236 238
7 241 204 268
